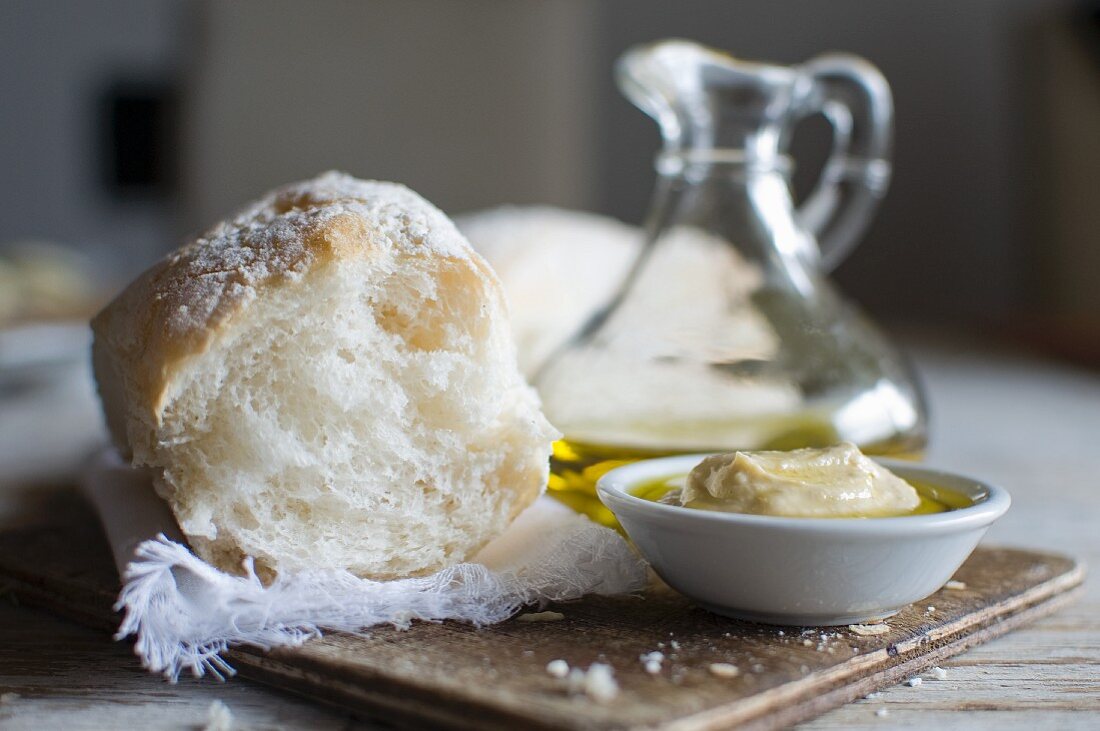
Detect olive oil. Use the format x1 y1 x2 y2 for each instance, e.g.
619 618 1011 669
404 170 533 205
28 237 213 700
548 440 687 528
548 429 927 527
631 474 972 517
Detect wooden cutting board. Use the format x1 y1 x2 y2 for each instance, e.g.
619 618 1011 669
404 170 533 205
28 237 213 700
0 500 1083 731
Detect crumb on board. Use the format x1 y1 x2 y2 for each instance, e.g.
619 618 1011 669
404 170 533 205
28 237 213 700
203 700 233 731
907 677 923 687
945 580 967 590
517 610 565 623
546 659 569 678
640 651 664 675
876 707 890 718
802 638 814 646
931 666 948 680
566 663 619 703
926 606 936 614
848 623 890 636
585 664 619 703
708 663 740 678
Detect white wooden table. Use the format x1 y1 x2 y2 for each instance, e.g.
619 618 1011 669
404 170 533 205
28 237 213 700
1 341 1097 729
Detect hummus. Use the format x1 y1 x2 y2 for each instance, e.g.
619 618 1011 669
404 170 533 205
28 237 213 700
681 442 920 517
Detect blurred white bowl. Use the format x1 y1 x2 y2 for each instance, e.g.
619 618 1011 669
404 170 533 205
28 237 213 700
597 455 1010 626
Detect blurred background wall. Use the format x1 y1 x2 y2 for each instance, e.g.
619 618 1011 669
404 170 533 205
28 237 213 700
1 0 1098 337
0 0 186 276
184 1 599 231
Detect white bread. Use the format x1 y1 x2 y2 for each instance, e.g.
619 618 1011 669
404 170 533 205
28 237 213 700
92 172 557 580
455 206 640 377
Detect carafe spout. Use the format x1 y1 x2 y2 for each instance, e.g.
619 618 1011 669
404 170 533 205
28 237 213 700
616 39 802 162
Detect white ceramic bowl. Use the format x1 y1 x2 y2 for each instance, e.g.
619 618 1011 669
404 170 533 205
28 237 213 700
597 456 1011 626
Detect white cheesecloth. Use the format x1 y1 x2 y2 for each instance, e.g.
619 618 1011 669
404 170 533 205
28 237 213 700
82 450 648 681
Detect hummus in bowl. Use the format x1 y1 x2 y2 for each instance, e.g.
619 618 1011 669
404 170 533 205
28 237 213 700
596 450 1010 626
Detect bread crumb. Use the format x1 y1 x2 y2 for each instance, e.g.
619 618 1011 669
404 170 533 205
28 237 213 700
865 691 882 700
670 640 681 651
640 651 664 675
708 663 740 678
546 659 569 678
517 610 565 622
925 606 936 614
931 666 948 680
802 638 814 646
848 623 890 636
907 677 923 687
565 664 619 703
583 663 619 703
945 580 967 590
0 692 19 704
203 700 233 731
876 707 889 718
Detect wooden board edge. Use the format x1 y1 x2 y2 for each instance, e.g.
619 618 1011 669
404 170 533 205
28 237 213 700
214 561 1086 731
737 585 1086 731
230 651 565 731
663 562 1087 731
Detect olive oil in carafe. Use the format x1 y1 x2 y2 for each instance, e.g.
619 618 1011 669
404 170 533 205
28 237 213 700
541 42 929 527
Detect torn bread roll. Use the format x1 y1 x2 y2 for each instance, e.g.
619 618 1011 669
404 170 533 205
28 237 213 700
92 172 557 580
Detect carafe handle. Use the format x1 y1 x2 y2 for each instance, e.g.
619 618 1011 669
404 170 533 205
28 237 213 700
795 54 893 271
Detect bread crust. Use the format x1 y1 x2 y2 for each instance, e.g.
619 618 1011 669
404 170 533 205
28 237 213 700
93 172 502 460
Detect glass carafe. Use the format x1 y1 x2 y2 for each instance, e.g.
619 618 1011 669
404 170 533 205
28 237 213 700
536 40 927 525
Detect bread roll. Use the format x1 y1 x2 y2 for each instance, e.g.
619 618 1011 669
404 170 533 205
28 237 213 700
92 172 557 580
455 207 640 377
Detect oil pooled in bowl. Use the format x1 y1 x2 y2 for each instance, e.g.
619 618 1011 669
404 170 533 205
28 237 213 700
549 429 926 527
631 474 974 518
